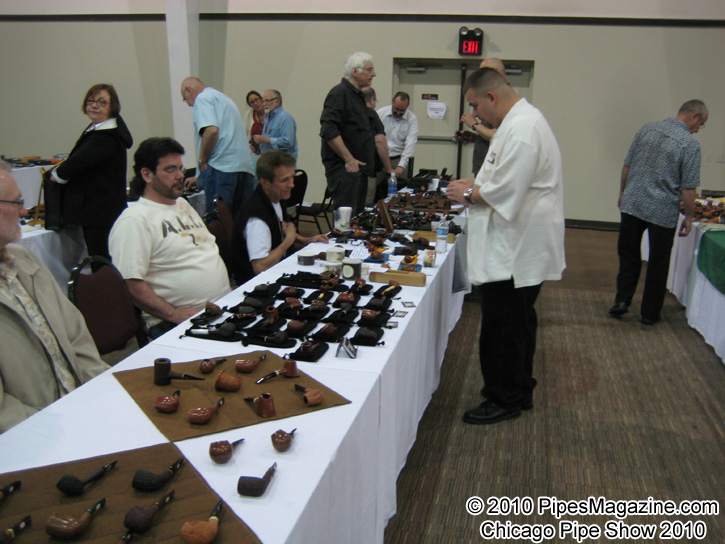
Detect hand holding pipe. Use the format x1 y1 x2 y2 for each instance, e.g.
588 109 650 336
180 500 224 544
45 498 105 540
56 460 117 496
132 457 184 491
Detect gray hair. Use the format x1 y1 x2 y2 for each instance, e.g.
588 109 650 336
344 52 373 78
266 89 282 105
678 99 708 118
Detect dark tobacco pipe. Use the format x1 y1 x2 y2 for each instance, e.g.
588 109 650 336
0 515 31 543
237 463 277 497
154 390 181 413
56 460 117 496
180 500 224 544
199 357 226 374
124 490 175 534
154 358 205 386
209 438 244 464
271 428 297 452
188 398 225 424
0 481 21 501
132 457 184 491
45 498 105 540
187 322 236 338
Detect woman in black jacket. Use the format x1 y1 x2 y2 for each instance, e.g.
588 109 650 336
51 83 133 261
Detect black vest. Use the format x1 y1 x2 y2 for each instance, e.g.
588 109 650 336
231 185 291 284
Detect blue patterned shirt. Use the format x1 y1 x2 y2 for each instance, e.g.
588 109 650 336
620 117 701 228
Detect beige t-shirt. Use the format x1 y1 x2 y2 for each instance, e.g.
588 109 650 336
109 197 230 327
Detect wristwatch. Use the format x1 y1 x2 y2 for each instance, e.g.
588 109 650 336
463 187 474 205
471 123 479 131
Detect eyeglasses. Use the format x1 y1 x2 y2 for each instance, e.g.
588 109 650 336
159 165 187 176
263 98 279 103
86 98 108 107
0 198 24 207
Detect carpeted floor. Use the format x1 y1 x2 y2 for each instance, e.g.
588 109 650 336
384 228 725 544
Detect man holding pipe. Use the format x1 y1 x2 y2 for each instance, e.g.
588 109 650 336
0 161 108 432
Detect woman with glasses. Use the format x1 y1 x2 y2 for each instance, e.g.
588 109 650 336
49 83 133 263
243 90 266 155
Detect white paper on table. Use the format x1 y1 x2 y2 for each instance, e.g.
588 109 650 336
427 101 447 119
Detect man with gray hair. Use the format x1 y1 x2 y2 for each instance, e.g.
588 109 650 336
609 99 708 325
253 89 298 158
320 52 377 215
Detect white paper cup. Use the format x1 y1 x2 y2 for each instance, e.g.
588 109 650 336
334 206 353 230
326 247 345 262
342 258 362 279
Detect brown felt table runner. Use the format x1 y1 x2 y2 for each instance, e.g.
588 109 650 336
113 350 350 442
0 442 261 543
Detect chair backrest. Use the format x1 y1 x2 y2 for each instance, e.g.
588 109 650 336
287 170 308 223
212 194 234 241
205 217 234 275
67 256 148 355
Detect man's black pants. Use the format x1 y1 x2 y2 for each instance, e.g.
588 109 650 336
478 279 542 409
615 213 676 320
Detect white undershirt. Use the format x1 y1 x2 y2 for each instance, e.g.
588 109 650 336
245 201 284 260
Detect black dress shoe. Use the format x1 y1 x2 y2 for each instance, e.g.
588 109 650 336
480 387 533 410
463 400 521 425
608 302 629 316
641 315 661 325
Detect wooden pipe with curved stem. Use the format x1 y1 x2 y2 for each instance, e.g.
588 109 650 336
56 460 117 496
45 498 105 540
0 515 31 543
180 500 224 544
123 490 175 534
132 457 184 491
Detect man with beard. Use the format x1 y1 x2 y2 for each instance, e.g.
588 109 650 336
109 137 230 338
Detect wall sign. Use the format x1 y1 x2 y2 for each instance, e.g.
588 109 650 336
458 27 483 56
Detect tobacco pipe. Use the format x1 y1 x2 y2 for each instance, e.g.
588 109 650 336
237 463 277 497
0 481 21 501
235 353 266 373
154 390 181 413
382 280 401 296
215 370 241 392
188 398 225 424
244 393 276 417
56 460 117 496
0 515 30 543
180 500 224 544
124 490 174 534
45 498 105 540
256 358 299 384
271 428 296 452
199 357 226 374
209 438 244 464
186 322 236 339
132 457 184 491
154 358 205 385
294 383 324 406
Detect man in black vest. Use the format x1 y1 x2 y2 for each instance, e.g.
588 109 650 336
231 151 329 284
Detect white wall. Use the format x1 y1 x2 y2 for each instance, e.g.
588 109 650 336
1 5 723 223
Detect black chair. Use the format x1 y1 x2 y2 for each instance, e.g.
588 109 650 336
287 169 308 226
205 216 234 280
67 256 148 355
298 187 334 234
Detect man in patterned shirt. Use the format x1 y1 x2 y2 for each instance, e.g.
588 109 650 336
609 100 708 325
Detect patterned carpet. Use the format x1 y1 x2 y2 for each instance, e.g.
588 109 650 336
384 228 725 544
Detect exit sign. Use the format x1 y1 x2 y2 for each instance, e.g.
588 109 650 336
458 27 483 56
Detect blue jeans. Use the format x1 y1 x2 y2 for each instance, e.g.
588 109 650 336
198 167 256 216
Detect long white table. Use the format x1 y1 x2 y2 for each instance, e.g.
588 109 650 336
0 236 464 543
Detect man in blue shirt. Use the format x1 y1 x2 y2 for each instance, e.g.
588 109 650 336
609 100 708 324
181 77 256 214
253 90 298 158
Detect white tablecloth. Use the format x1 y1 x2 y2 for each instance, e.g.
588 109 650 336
0 236 464 543
12 165 46 209
16 225 88 289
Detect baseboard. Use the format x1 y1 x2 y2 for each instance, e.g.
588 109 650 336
565 219 619 231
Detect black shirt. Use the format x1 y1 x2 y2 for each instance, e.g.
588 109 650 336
319 78 375 178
